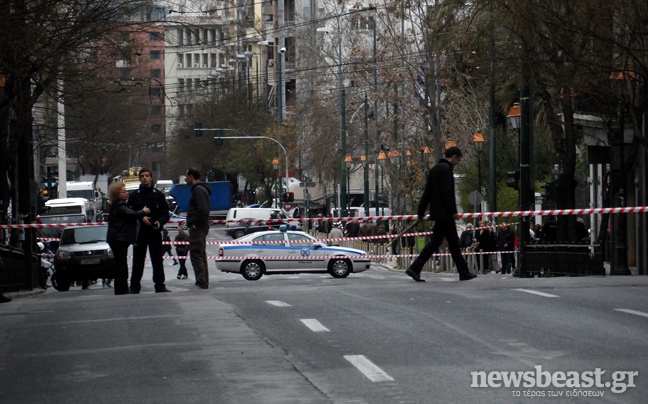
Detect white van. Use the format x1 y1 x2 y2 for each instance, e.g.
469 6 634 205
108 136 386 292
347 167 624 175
226 207 287 222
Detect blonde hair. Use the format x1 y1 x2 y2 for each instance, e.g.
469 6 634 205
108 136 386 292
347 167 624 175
109 182 126 203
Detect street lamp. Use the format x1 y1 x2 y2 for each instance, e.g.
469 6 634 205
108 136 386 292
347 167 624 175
345 155 352 210
378 151 387 216
474 132 485 213
272 158 279 208
507 102 521 131
610 71 632 275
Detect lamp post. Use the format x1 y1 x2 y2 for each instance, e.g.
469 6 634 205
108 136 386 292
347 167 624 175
508 99 531 278
610 71 632 275
378 150 387 217
272 158 279 208
474 132 485 213
345 155 352 210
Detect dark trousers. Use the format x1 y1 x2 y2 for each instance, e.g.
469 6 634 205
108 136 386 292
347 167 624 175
177 258 188 277
189 224 209 288
408 219 470 276
501 250 514 274
131 229 166 292
109 241 130 295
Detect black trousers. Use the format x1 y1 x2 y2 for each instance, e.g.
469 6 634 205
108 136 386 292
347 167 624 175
131 229 166 292
109 240 130 295
177 257 188 277
408 219 470 277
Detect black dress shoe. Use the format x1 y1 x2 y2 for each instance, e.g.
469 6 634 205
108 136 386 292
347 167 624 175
155 287 171 293
459 273 478 281
405 268 425 282
0 294 11 303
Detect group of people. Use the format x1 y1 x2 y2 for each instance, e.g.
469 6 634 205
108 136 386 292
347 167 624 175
459 221 516 274
106 167 211 295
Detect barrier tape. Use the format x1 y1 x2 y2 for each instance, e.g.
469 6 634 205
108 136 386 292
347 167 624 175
38 251 515 260
10 205 647 230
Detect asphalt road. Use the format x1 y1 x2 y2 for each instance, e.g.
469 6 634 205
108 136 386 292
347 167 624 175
1 226 647 404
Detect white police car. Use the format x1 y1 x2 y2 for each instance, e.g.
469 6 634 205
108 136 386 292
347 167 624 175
216 227 371 280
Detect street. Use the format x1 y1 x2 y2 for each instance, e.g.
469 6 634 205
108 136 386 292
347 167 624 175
1 226 647 403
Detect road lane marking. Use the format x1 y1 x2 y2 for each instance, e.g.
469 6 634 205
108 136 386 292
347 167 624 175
513 289 559 298
300 319 330 332
266 300 292 307
344 355 394 382
614 308 648 318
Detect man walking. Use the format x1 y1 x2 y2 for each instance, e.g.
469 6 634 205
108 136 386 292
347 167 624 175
185 168 211 290
175 225 190 279
128 168 171 293
405 147 477 282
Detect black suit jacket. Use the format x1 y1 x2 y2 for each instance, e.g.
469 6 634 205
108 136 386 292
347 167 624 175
418 159 457 221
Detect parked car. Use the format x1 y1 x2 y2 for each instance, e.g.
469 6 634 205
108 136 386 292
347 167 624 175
216 227 371 281
54 225 114 291
225 218 279 239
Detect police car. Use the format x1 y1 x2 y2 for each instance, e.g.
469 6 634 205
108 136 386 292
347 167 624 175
216 227 371 280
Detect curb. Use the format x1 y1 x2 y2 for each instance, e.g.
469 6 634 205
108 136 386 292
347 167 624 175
4 288 47 300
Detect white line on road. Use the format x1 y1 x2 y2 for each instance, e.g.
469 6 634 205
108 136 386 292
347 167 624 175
300 319 330 332
266 300 292 307
614 308 648 318
513 289 559 298
344 355 394 382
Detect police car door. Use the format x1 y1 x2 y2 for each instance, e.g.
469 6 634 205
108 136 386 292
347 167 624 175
257 233 290 271
287 232 324 271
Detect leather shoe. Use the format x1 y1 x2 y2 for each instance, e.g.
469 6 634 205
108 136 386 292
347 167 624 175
155 287 172 293
405 268 425 282
459 273 478 281
0 294 11 303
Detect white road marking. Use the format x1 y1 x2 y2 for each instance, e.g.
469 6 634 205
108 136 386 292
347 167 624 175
300 319 330 332
266 300 292 307
614 308 648 318
513 289 559 298
344 355 394 382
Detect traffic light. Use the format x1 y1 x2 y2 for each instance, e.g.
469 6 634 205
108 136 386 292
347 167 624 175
281 192 294 203
506 170 520 191
540 180 556 203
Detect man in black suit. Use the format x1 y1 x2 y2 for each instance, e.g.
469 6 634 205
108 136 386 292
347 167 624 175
128 168 171 293
405 147 477 282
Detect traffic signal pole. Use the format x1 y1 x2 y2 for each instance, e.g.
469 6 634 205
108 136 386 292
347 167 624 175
517 87 532 278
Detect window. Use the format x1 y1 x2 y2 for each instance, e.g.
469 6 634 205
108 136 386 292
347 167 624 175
178 78 184 92
288 233 311 247
185 28 192 45
194 78 200 89
186 79 192 91
186 54 191 67
121 31 130 42
151 69 161 78
255 233 285 246
151 124 161 133
150 32 162 42
194 54 200 67
202 53 208 66
150 50 161 60
210 29 216 43
177 28 184 46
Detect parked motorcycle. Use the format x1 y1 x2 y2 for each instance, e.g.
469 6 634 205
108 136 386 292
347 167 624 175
37 242 57 290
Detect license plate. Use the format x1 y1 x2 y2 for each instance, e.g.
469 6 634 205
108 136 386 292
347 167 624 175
81 258 101 265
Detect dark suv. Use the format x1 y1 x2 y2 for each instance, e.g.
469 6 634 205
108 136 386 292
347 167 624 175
54 225 114 291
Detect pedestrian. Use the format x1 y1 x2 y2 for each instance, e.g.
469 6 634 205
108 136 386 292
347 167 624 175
106 181 150 295
162 228 178 265
328 222 344 246
497 222 516 274
575 217 589 243
128 168 171 293
185 167 211 290
358 219 372 242
389 221 401 255
476 220 500 274
459 223 474 250
346 217 360 238
405 146 477 282
175 225 190 279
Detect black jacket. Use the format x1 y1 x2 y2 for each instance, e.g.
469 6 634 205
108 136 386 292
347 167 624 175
418 159 457 221
186 181 211 227
476 228 496 252
497 227 516 251
127 185 170 234
107 200 147 244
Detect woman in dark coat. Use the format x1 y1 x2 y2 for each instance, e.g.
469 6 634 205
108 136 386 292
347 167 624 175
107 182 149 295
476 220 501 274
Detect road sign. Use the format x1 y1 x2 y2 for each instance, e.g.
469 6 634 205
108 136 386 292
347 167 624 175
469 191 483 206
284 204 292 210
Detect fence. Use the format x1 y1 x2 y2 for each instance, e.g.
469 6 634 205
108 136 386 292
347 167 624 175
0 247 39 293
525 244 605 276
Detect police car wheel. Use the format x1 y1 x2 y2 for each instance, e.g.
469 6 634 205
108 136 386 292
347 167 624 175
329 258 351 278
241 260 264 281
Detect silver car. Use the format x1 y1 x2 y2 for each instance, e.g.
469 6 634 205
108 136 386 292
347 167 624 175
216 228 370 281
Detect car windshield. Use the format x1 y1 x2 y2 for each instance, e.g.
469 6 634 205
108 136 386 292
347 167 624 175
60 226 108 245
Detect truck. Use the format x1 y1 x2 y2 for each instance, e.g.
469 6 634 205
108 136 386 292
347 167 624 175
66 181 104 220
169 181 232 219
